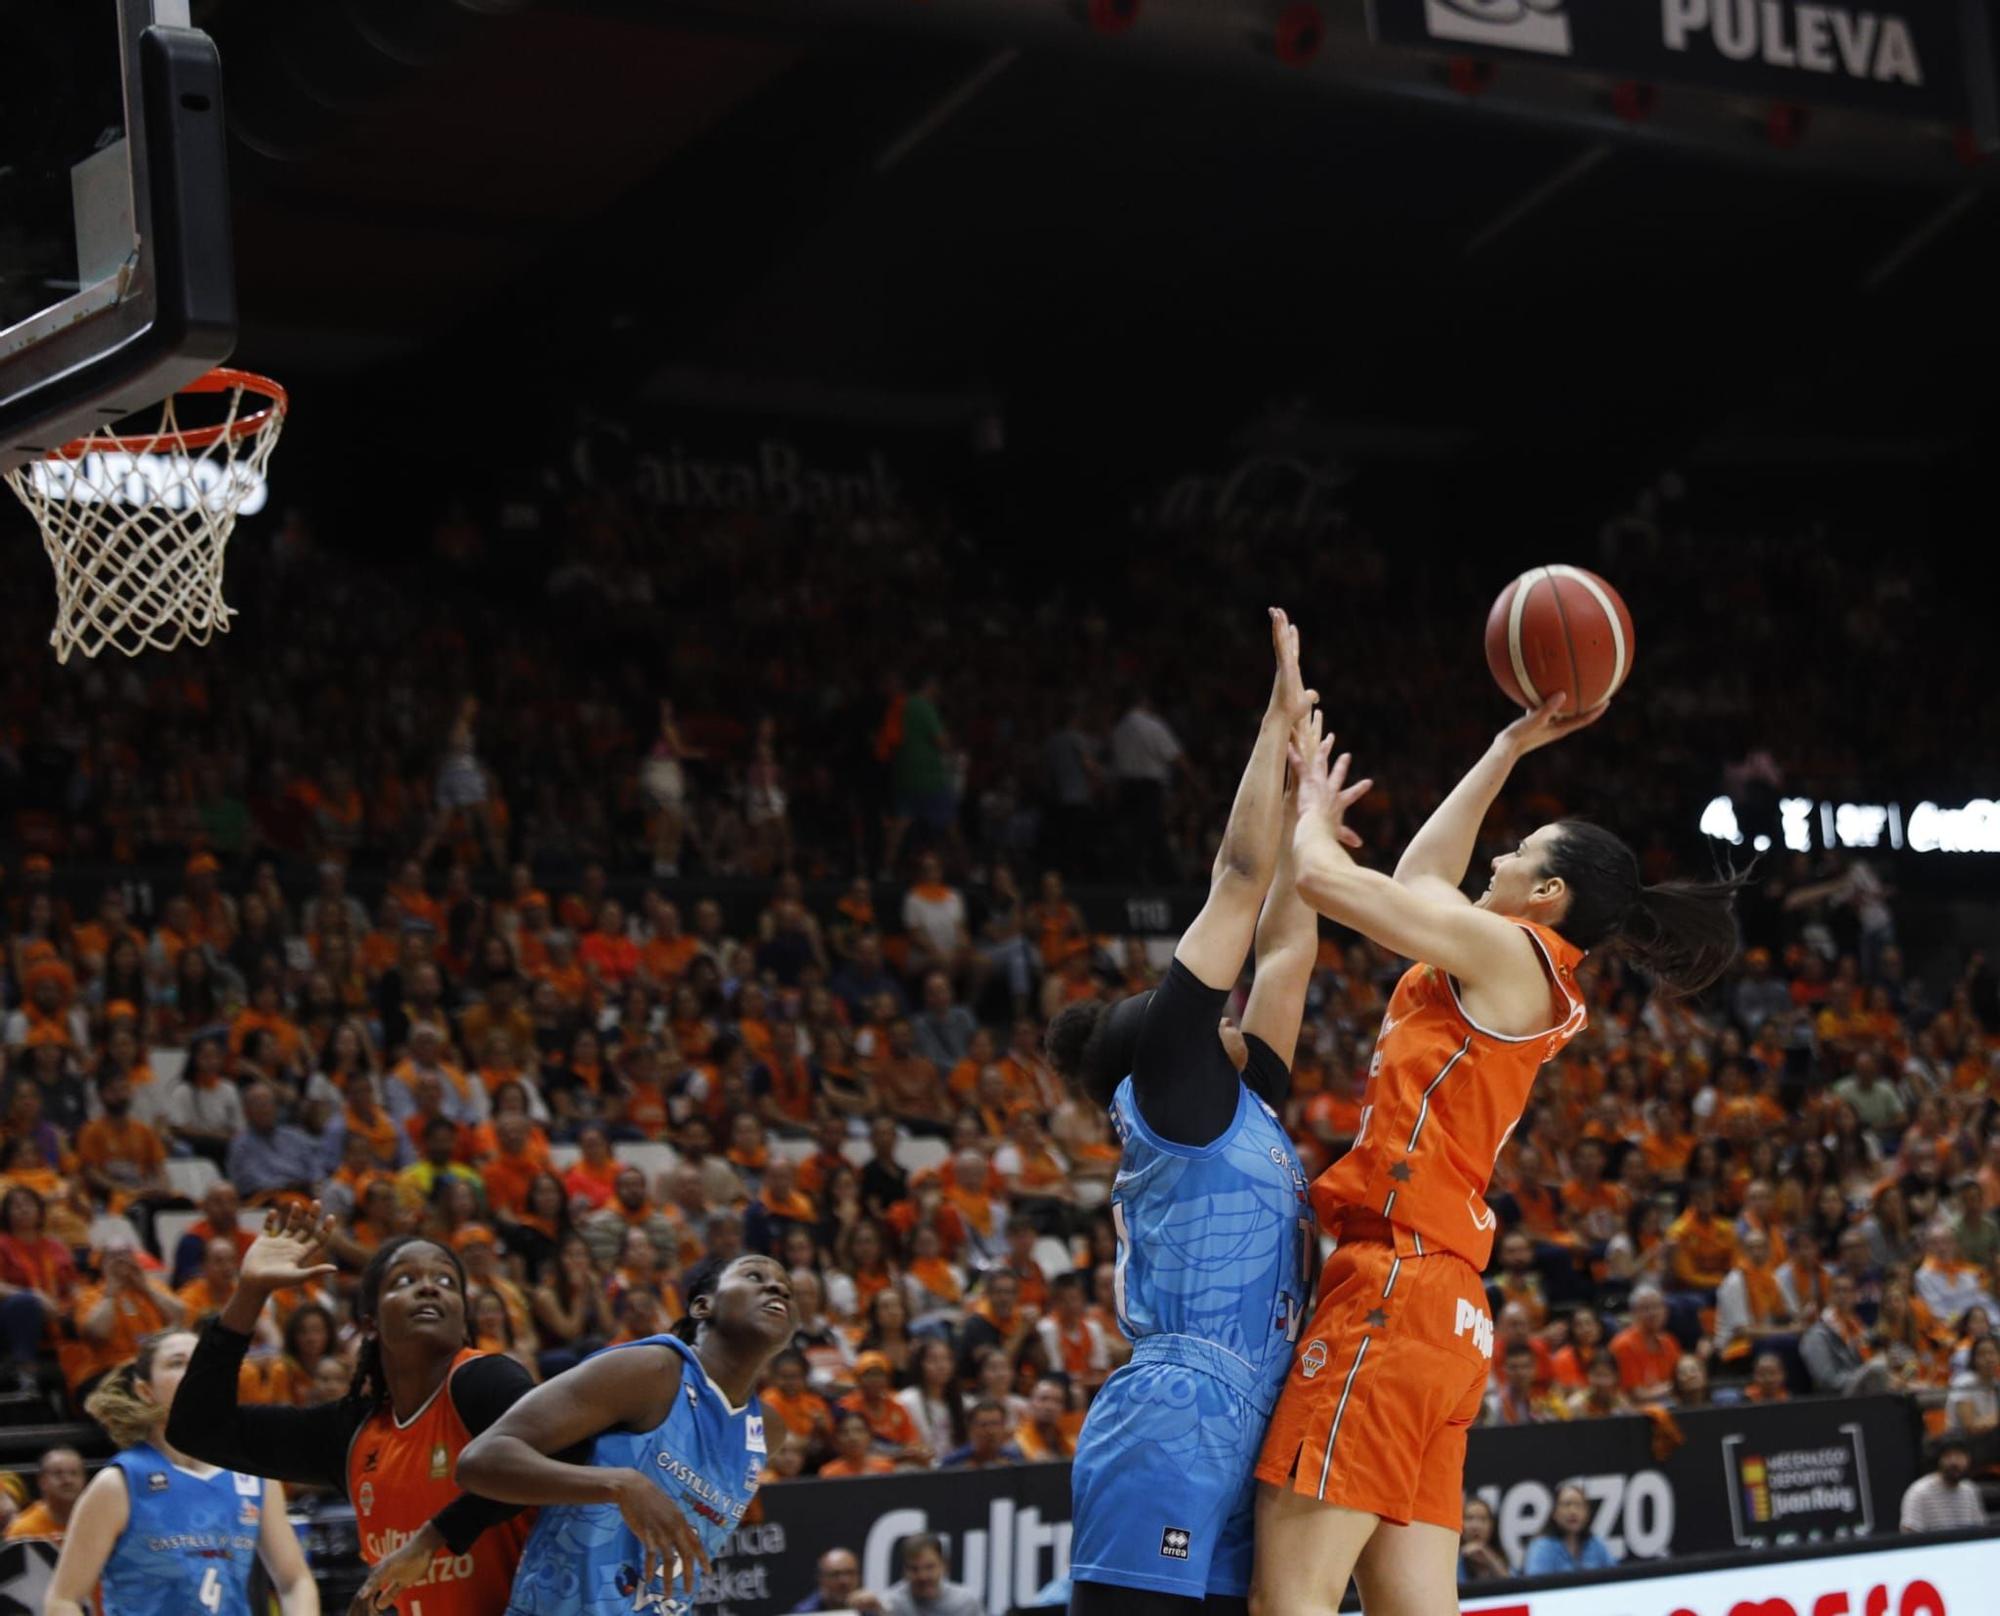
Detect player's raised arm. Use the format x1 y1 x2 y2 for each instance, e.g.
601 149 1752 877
1389 693 1603 903
1289 730 1545 1002
1173 608 1333 989
1238 712 1332 1082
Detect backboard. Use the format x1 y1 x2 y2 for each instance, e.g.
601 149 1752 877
0 0 236 476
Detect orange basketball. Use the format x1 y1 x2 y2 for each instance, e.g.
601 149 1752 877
1484 564 1635 716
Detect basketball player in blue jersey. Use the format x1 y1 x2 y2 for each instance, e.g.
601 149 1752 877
1047 610 1369 1616
456 1255 795 1616
45 1330 318 1616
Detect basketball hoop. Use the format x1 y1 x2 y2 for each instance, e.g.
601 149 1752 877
4 367 288 662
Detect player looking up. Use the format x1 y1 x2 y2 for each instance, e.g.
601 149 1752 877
167 1205 538 1615
457 1255 796 1616
1256 693 1742 1616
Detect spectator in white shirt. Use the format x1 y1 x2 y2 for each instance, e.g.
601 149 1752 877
894 1338 968 1461
1900 1436 1989 1533
902 854 974 991
1109 693 1191 882
1917 1222 1999 1325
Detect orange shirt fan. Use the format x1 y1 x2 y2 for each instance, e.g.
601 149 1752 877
3 367 287 662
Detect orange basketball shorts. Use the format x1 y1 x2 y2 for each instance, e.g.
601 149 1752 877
1254 1227 1493 1531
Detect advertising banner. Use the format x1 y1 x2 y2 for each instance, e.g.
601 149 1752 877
686 1395 1918 1616
1463 1394 1920 1569
1367 0 1989 122
706 1463 1074 1616
1462 1531 2000 1616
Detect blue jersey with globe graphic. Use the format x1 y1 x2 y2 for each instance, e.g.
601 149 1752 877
1067 1073 1312 1598
1102 1073 1312 1407
505 1334 765 1616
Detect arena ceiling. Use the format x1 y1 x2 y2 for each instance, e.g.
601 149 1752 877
196 0 2000 462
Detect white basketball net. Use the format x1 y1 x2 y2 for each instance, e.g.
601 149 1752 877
4 378 286 662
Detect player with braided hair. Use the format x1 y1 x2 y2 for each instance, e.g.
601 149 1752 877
167 1203 537 1615
458 1254 795 1616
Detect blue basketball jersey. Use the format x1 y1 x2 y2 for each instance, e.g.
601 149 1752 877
506 1334 765 1616
1105 1075 1312 1410
101 1444 262 1616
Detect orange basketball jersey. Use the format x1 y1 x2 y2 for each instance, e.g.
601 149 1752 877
347 1348 533 1616
1314 918 1586 1269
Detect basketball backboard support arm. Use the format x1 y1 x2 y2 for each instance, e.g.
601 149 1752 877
0 2 236 477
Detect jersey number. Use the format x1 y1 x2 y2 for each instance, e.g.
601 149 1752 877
199 1567 223 1613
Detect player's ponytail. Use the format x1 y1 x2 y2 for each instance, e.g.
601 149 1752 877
86 1333 177 1448
1543 821 1746 998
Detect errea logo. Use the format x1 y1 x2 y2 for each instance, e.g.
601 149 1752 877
1159 1527 1191 1560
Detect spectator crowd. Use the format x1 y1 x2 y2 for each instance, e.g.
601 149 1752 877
0 826 1993 1545
0 455 1994 1587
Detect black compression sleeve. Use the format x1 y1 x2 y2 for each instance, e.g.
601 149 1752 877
1239 1032 1293 1110
431 1354 541 1555
164 1318 362 1492
1130 959 1242 1147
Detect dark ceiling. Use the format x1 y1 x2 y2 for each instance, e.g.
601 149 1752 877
196 0 2000 464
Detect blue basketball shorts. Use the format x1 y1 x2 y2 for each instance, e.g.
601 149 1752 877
1068 1360 1272 1600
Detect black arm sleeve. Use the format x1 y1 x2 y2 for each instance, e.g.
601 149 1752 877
431 1354 543 1556
1239 1033 1293 1111
1130 959 1243 1147
165 1318 362 1492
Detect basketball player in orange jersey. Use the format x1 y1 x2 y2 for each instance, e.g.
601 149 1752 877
168 1203 537 1616
1254 695 1743 1616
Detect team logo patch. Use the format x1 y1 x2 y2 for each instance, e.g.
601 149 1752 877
146 1472 169 1493
239 1500 261 1525
430 1442 450 1480
1300 1341 1328 1379
358 1481 375 1515
746 1415 766 1455
234 1472 261 1497
1159 1527 1191 1561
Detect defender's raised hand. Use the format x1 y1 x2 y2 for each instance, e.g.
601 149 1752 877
240 1200 339 1296
1267 608 1319 726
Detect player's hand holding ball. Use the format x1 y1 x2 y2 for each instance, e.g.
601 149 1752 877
1485 564 1633 738
1497 691 1606 757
